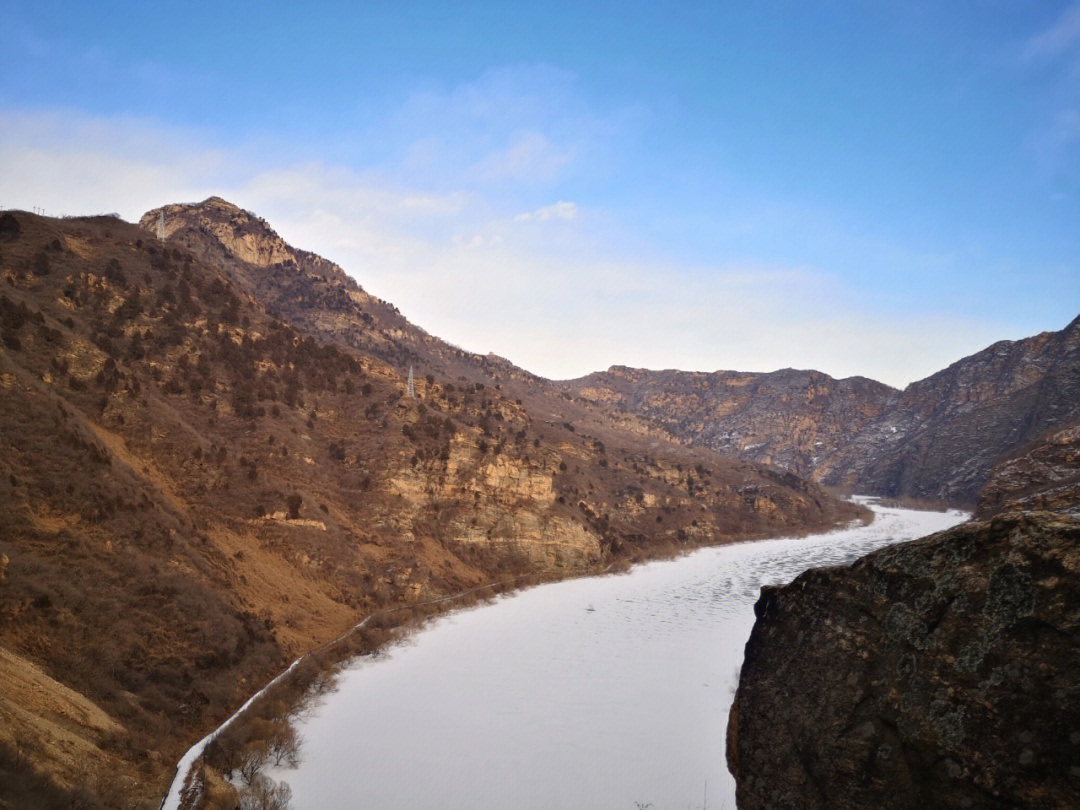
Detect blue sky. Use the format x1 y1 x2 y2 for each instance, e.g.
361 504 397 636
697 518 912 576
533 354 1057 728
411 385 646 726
2 1 1078 386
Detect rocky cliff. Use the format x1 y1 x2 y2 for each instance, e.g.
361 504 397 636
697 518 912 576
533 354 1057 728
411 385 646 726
140 197 530 384
728 511 1080 810
564 316 1080 505
851 320 1080 504
975 422 1080 519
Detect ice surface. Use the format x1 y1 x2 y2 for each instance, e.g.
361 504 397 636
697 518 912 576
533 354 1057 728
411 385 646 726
258 504 966 810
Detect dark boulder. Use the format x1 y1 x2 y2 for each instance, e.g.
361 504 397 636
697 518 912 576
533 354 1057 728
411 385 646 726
728 512 1080 810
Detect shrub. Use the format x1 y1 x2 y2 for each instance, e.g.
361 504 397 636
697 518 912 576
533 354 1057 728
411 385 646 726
104 258 125 284
286 494 303 520
31 251 50 276
0 213 21 241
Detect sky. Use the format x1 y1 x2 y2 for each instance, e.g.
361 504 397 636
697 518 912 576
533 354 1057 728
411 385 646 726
1 1 1078 388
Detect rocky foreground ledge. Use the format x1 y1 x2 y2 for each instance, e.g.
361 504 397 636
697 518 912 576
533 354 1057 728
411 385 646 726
727 511 1080 809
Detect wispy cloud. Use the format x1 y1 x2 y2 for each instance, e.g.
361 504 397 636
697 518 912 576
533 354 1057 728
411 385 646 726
470 133 575 184
1018 5 1080 175
1022 5 1080 61
0 106 1014 388
1036 109 1080 152
2 10 225 108
515 201 578 222
370 64 634 191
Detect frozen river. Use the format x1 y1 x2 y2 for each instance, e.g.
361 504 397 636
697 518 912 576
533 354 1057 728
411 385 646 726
269 502 966 810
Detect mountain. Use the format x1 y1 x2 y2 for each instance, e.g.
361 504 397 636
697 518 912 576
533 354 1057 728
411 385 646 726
0 203 859 808
564 367 899 484
723 321 1080 809
563 315 1080 505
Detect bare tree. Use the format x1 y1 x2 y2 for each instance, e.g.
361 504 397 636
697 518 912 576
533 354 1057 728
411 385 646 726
238 742 269 787
267 721 302 768
239 774 293 810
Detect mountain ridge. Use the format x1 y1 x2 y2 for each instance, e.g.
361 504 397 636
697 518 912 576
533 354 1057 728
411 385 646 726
563 313 1080 504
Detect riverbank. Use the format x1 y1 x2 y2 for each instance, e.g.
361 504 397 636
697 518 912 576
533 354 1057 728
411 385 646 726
167 503 963 810
161 502 875 809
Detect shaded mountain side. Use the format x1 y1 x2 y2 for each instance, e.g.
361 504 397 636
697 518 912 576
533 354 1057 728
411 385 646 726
0 208 860 807
975 421 1080 519
564 366 899 482
844 318 1080 503
728 511 1080 810
564 315 1080 505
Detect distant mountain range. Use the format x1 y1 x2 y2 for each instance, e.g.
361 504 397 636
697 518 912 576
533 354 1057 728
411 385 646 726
564 313 1080 505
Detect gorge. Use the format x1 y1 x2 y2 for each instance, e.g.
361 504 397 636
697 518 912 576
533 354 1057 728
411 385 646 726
0 200 1077 809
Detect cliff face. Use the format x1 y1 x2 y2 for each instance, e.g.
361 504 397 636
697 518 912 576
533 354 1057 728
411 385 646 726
976 422 1080 519
728 511 1080 810
565 316 1080 505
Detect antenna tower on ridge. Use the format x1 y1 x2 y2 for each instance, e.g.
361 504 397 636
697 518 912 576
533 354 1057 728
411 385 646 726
407 365 416 399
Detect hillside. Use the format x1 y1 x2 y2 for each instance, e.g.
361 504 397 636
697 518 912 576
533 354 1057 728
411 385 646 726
564 315 1080 505
565 367 899 484
0 204 860 808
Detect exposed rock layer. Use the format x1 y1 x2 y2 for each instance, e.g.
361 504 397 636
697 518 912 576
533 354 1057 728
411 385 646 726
976 422 1080 519
728 512 1080 810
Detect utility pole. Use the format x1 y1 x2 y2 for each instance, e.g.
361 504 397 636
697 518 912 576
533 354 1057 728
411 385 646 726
407 365 416 399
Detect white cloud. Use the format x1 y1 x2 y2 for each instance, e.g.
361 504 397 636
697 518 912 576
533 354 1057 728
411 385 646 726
1023 5 1080 61
0 107 1009 388
372 64 631 191
469 133 575 184
515 201 578 222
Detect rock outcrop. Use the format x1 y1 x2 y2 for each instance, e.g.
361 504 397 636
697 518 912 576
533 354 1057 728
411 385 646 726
727 512 1080 809
976 422 1080 519
564 315 1080 505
